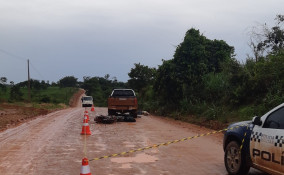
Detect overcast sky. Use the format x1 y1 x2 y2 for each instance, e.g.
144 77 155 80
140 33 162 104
0 0 283 83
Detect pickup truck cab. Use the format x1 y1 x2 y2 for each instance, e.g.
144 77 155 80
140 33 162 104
223 103 284 175
81 96 93 107
108 89 138 117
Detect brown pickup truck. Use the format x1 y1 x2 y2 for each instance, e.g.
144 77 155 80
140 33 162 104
107 89 138 117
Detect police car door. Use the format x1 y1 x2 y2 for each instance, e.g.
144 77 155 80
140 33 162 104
250 106 284 174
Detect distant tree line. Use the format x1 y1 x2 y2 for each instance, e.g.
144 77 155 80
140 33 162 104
0 77 61 102
0 74 128 106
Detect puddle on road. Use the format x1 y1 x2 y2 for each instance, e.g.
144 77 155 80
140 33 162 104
63 148 77 151
123 141 135 148
119 163 132 169
111 152 158 167
94 143 107 151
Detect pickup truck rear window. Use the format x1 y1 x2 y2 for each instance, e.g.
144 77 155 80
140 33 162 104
83 97 93 100
112 90 135 97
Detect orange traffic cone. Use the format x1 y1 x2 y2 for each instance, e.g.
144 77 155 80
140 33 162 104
80 158 91 175
91 105 95 112
81 121 91 135
84 114 90 121
83 115 89 123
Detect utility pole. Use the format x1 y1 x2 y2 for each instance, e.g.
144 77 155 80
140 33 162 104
28 59 31 102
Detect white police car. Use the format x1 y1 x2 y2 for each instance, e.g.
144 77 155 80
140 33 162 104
223 103 284 175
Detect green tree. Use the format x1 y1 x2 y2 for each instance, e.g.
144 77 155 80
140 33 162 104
0 77 8 100
0 77 7 84
0 77 7 91
128 63 156 92
154 59 181 105
40 80 48 89
10 85 23 101
58 76 78 88
154 28 234 108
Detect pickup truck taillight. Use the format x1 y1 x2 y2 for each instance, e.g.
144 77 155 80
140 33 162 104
134 98 138 105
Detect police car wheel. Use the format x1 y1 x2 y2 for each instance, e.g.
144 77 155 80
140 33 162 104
224 141 250 175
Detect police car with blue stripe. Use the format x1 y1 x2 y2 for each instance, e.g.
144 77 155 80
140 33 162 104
224 103 284 175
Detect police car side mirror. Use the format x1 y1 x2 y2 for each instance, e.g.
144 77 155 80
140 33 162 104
252 116 262 126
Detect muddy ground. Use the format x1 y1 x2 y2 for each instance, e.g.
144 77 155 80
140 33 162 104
0 96 266 174
0 89 85 131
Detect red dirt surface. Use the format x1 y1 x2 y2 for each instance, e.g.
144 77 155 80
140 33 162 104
0 89 85 131
69 89 85 107
0 89 266 174
0 103 50 131
0 104 266 174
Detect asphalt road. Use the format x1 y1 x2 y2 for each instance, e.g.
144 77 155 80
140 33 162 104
0 106 267 175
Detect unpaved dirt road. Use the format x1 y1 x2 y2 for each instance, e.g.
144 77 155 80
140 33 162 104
0 106 266 174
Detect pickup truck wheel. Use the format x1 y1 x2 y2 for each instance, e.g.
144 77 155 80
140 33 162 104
108 109 115 116
224 141 250 175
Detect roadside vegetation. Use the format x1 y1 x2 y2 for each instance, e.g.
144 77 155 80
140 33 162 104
127 15 284 125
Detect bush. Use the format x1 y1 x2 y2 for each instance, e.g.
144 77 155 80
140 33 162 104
202 104 225 121
10 85 23 101
238 106 255 121
40 95 51 103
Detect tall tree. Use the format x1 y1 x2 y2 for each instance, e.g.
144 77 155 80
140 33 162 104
0 77 7 85
128 63 156 92
154 28 234 105
58 76 78 88
0 77 7 96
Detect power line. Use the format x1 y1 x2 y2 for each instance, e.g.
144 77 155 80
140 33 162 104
0 48 47 81
30 61 46 80
0 48 27 61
